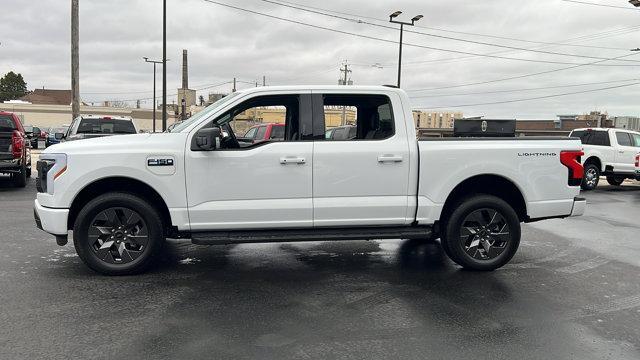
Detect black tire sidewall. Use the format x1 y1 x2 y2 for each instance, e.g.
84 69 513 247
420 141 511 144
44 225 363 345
73 192 164 275
12 165 27 188
606 176 624 186
444 195 521 271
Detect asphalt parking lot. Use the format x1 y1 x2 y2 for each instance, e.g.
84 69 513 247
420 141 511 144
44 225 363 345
0 175 639 360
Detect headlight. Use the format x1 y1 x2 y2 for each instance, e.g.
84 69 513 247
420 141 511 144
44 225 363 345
36 153 67 194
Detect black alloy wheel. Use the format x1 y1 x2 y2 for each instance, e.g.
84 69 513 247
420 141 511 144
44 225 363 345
73 192 165 275
441 194 521 271
88 207 149 264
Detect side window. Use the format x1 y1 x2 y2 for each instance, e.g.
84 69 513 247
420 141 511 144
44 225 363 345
591 131 610 146
212 94 304 149
243 127 257 139
321 94 395 141
631 133 640 147
615 132 632 146
255 126 267 140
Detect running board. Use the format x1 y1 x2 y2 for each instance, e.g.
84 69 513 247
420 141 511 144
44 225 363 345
191 226 432 245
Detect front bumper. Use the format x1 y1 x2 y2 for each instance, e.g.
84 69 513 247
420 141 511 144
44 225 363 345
570 197 586 217
34 199 69 236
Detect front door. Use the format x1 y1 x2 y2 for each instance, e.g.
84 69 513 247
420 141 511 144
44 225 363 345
185 92 314 230
312 92 411 227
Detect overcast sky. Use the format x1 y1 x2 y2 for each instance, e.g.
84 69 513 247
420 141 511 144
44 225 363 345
1 0 639 119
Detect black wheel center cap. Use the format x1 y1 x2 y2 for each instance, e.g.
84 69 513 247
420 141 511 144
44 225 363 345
114 232 124 239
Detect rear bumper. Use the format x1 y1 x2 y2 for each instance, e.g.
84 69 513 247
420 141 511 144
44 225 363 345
0 158 22 173
34 199 69 236
570 197 586 217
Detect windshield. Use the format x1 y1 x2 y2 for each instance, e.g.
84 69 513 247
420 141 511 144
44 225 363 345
76 118 136 134
168 93 239 133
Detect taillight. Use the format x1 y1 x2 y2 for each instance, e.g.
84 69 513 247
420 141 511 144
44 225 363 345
11 130 23 159
635 154 639 168
560 150 584 186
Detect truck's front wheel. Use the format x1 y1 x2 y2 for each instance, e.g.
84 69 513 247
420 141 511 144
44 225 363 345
441 195 521 271
73 192 165 275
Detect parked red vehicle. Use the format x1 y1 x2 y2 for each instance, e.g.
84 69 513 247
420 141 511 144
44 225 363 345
239 123 285 144
0 111 31 187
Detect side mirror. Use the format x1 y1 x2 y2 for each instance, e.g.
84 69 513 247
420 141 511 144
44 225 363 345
191 127 221 151
54 132 65 140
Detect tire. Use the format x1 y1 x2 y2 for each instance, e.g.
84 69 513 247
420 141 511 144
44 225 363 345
12 165 27 188
581 163 600 191
606 176 624 186
73 192 165 275
441 194 521 271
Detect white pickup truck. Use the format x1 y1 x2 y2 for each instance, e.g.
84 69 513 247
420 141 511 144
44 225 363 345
568 128 640 190
34 86 586 275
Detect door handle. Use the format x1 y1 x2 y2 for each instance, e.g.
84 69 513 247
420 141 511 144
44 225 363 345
618 150 625 154
280 156 306 165
377 154 403 163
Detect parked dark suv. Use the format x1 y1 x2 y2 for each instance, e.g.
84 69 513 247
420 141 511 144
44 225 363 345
0 111 31 187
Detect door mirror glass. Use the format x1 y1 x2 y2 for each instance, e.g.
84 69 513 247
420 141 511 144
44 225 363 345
191 127 221 151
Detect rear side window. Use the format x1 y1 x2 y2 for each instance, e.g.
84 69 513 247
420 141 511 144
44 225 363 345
321 94 395 141
615 132 632 146
77 118 136 134
590 131 610 146
269 125 285 140
0 115 17 131
631 133 640 147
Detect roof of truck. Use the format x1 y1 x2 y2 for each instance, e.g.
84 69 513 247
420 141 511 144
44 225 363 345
235 85 404 94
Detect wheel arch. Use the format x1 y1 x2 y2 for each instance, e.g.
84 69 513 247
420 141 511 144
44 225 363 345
439 174 527 224
67 176 173 233
584 156 602 171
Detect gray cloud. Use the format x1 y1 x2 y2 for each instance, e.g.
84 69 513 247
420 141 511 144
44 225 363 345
0 0 638 118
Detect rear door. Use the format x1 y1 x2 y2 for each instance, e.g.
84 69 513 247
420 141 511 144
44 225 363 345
614 131 637 173
311 92 411 227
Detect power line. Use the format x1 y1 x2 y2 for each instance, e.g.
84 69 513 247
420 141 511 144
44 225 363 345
275 0 636 50
561 0 640 11
203 0 640 67
413 82 640 109
409 78 640 98
259 0 640 64
406 52 640 92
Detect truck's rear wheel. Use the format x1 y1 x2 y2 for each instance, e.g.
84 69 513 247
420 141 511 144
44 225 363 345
12 165 27 188
606 176 624 186
441 195 520 271
581 164 600 190
73 192 165 275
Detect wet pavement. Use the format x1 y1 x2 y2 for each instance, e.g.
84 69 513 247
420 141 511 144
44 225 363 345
1 176 639 359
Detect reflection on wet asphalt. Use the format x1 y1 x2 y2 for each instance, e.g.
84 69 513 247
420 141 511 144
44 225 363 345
1 177 639 359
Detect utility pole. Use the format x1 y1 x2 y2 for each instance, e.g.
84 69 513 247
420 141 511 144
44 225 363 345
389 11 423 88
144 57 163 132
162 0 167 131
71 0 80 121
339 61 352 125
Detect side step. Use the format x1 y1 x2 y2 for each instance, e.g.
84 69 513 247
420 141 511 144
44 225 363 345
191 226 432 245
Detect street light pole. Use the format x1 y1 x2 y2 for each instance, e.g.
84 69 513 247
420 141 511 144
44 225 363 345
162 0 167 131
389 11 423 88
144 57 163 133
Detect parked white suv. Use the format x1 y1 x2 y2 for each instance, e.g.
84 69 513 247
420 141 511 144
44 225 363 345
569 128 640 190
34 85 586 275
